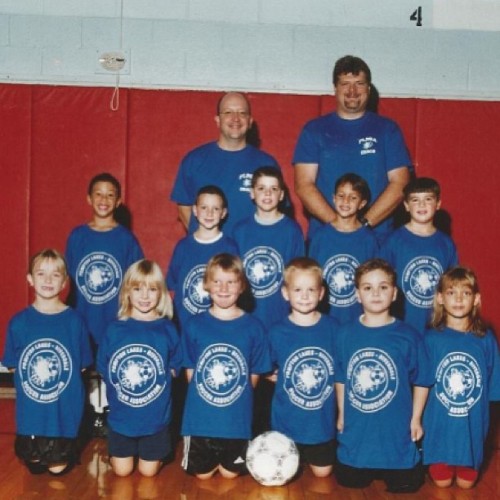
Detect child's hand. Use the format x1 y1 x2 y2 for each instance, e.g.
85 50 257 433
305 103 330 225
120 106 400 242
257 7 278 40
410 418 423 442
265 370 278 383
336 415 344 433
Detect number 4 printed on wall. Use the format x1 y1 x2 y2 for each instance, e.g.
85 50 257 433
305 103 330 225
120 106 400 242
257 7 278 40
410 6 423 26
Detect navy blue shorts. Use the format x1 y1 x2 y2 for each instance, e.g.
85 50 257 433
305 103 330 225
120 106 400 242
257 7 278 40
108 426 172 461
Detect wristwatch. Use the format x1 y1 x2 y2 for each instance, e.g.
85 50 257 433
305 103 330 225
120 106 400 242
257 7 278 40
360 217 372 228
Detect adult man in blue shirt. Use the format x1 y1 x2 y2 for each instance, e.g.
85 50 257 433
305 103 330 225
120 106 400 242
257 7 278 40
293 55 411 243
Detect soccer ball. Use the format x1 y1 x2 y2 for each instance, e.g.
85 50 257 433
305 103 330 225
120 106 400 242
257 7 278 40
246 431 300 486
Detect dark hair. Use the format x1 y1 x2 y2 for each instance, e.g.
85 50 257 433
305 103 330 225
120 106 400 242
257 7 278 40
354 258 396 288
333 55 371 86
403 177 441 201
251 166 285 191
216 92 252 115
335 173 371 203
88 172 121 199
195 185 228 209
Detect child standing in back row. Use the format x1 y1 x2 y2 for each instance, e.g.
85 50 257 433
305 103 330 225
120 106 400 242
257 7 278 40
97 260 181 477
66 173 144 434
381 177 458 334
3 249 92 475
167 185 237 332
422 266 500 489
309 173 378 324
232 167 304 434
232 167 304 327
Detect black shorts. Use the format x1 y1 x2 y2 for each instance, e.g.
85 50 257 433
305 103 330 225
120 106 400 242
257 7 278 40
182 436 248 475
296 439 335 467
335 460 424 493
108 426 172 461
15 434 78 466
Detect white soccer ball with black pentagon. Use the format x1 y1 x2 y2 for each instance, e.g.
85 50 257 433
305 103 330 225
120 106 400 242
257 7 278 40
246 431 299 486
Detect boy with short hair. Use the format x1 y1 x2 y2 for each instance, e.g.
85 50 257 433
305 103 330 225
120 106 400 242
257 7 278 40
381 177 458 333
335 258 431 493
181 253 271 480
309 173 378 324
3 249 92 475
65 172 144 433
232 167 304 327
167 185 237 331
268 257 338 477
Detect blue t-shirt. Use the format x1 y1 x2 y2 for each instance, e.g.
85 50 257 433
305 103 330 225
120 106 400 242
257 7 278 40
170 141 280 236
381 226 458 334
65 224 144 344
422 327 500 469
308 224 379 324
181 311 271 439
97 317 182 437
3 306 93 438
232 215 305 327
293 111 411 241
166 233 238 330
269 315 339 444
335 318 431 469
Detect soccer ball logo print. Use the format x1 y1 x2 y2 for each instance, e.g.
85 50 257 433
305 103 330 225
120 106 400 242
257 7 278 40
283 347 335 410
402 256 442 308
435 351 482 417
323 254 359 307
195 343 247 407
347 348 398 413
183 264 211 314
108 344 166 407
76 252 122 304
19 338 72 403
243 246 283 299
246 431 300 486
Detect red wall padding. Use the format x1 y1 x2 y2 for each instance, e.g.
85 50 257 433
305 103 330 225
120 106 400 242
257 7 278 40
1 84 498 350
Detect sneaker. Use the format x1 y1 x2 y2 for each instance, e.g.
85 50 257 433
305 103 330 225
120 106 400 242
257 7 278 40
92 413 108 438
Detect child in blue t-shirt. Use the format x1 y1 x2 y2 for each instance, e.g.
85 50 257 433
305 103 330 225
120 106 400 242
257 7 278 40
309 173 378 324
167 185 237 331
181 253 271 480
335 259 431 493
3 249 92 475
268 257 338 478
422 266 500 489
232 167 305 327
381 177 458 334
65 173 144 433
97 259 181 477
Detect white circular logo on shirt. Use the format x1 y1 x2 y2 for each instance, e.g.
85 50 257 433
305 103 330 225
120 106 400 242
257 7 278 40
347 348 398 413
182 264 211 315
76 252 122 304
243 246 283 298
283 347 334 410
402 256 443 308
195 343 248 407
19 338 72 404
435 351 482 417
108 344 166 408
323 254 359 307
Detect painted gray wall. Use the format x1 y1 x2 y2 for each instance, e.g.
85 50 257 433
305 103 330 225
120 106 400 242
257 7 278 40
1 0 500 99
